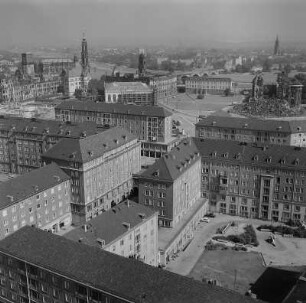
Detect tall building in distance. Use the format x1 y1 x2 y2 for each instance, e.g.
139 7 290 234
138 49 146 77
274 35 281 56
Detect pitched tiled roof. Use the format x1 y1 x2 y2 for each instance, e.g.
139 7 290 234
105 82 153 93
42 127 138 163
0 163 69 210
55 100 173 117
196 115 306 134
0 116 100 138
193 138 306 170
0 226 260 303
64 200 157 246
138 138 201 182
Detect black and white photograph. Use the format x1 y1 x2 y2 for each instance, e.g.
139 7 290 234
0 0 305 302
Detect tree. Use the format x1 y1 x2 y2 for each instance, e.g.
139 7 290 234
74 89 84 100
284 64 292 75
262 59 272 72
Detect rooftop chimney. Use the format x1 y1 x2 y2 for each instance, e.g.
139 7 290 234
6 195 14 202
122 222 131 230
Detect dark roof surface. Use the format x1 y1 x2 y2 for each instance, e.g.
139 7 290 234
138 138 201 182
0 163 69 209
196 115 306 134
0 226 259 303
42 127 137 163
193 137 306 170
251 267 305 303
55 100 173 117
0 116 100 138
65 200 157 246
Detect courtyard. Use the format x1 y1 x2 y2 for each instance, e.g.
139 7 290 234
165 214 306 293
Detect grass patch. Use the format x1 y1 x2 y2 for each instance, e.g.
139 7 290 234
257 224 306 238
213 225 259 246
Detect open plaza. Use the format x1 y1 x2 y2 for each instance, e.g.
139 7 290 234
164 213 306 294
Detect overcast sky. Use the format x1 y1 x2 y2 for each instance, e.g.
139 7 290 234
0 0 305 49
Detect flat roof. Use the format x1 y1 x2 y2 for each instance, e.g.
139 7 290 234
158 198 206 251
105 82 153 93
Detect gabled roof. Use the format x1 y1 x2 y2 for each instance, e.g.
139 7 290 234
65 200 157 246
193 138 306 170
55 100 173 117
0 116 100 138
0 226 259 303
196 115 306 134
138 138 201 182
42 127 137 163
0 163 69 210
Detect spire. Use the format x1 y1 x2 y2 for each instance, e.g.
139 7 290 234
274 35 280 56
138 49 146 77
81 33 89 76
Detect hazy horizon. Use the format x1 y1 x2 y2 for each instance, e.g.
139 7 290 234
0 0 306 50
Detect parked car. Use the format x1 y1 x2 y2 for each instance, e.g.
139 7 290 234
200 217 210 223
205 213 216 218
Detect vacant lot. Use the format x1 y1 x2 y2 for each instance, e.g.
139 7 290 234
189 250 265 294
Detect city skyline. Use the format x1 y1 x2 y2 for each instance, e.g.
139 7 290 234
0 0 306 49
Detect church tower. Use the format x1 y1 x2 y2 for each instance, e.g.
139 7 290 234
81 33 90 76
138 49 146 77
274 35 280 56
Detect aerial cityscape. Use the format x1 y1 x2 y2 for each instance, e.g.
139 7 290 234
0 0 306 302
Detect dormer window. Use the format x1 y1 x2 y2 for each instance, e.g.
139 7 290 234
266 156 272 163
253 155 259 161
153 170 159 177
280 157 286 164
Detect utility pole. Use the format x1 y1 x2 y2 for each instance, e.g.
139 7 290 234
233 269 237 290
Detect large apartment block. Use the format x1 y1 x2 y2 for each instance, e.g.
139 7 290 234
65 200 159 266
185 76 233 95
195 115 306 147
0 226 257 303
0 163 71 239
135 138 203 228
194 138 306 223
55 100 177 158
0 116 100 174
42 127 141 225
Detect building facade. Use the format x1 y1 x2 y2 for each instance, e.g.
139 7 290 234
0 163 71 239
135 138 202 227
104 82 156 106
0 77 62 103
55 100 178 158
148 75 177 101
0 116 100 174
65 200 158 266
195 115 306 147
0 226 257 303
42 127 141 225
194 138 306 223
185 76 233 95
